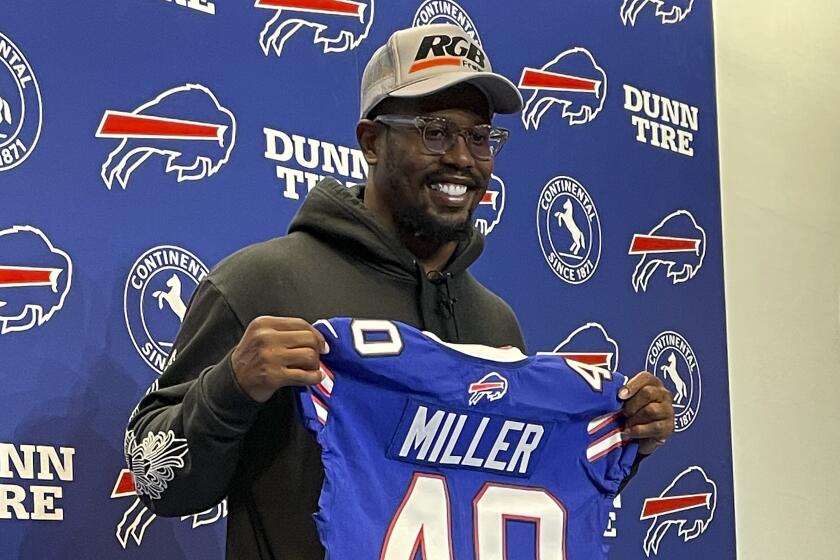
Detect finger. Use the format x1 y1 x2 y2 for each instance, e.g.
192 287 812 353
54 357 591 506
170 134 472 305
638 437 669 456
279 347 321 372
618 371 657 400
252 316 314 331
622 385 671 417
256 328 325 352
624 418 674 441
251 316 328 352
280 368 324 387
624 401 673 428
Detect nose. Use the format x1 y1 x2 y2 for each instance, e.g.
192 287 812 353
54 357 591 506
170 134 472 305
440 132 476 169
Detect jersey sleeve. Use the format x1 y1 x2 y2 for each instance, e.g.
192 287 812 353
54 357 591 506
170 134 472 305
582 374 639 496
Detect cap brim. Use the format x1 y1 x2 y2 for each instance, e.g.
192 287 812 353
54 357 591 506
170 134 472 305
387 71 524 115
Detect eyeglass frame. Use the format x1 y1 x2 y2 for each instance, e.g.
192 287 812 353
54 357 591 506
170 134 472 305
372 114 510 160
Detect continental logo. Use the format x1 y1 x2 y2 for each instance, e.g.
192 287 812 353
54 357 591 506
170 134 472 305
412 0 482 45
0 32 42 172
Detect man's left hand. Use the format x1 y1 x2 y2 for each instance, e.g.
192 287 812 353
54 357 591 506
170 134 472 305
619 372 675 455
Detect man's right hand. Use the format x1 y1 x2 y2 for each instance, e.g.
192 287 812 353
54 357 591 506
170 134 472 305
231 316 327 403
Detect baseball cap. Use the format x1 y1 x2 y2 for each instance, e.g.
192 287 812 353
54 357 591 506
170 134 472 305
360 24 523 119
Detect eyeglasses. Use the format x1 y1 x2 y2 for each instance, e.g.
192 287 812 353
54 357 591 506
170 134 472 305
373 114 510 160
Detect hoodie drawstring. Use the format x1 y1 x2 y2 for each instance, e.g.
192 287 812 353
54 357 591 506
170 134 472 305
426 270 460 342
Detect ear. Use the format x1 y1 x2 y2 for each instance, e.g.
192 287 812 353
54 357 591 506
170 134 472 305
356 119 381 165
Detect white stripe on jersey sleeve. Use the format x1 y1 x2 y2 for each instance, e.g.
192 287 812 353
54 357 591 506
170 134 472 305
310 393 329 425
587 411 623 435
586 428 630 463
317 363 335 397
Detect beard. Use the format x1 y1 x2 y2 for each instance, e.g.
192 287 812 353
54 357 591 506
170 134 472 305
393 206 474 245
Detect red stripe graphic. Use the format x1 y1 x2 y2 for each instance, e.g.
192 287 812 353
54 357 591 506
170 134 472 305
481 191 498 206
0 266 60 288
519 68 600 94
469 382 505 392
255 0 364 16
111 469 136 498
556 352 610 366
410 56 462 73
641 493 711 519
97 111 226 141
629 234 700 254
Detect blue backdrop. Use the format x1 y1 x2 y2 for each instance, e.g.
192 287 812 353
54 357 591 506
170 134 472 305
1 0 734 558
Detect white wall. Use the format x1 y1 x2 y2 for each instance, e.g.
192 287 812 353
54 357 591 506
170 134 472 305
715 2 840 558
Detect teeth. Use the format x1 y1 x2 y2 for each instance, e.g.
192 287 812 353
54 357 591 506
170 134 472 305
431 183 468 196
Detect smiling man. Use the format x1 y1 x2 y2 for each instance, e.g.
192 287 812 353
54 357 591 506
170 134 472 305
124 24 674 559
358 82 500 272
354 22 521 273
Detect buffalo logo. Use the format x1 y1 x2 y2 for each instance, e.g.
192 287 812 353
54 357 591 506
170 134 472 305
111 468 227 548
519 47 606 129
412 0 481 45
629 210 706 292
641 466 716 556
468 372 508 405
537 175 601 285
621 0 694 26
255 0 374 56
473 173 505 236
647 330 700 432
96 84 235 189
124 245 209 374
554 322 618 392
0 225 71 334
0 32 42 171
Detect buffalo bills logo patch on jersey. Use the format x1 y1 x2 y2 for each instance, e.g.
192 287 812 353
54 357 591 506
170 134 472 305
0 32 42 172
537 176 601 285
96 84 236 189
468 372 508 405
641 466 717 557
0 225 72 334
621 0 694 26
124 245 209 374
629 210 706 292
413 0 481 45
473 173 505 236
519 47 606 129
646 331 701 432
255 0 374 56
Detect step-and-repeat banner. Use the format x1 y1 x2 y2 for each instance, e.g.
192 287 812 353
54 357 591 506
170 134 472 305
1 1 734 558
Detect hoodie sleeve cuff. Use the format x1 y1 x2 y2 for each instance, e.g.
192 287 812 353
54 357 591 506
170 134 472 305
199 351 264 431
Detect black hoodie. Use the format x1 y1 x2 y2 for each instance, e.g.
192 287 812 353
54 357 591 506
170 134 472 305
125 178 525 559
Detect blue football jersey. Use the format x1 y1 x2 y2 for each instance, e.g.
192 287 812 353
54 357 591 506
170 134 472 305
297 318 638 560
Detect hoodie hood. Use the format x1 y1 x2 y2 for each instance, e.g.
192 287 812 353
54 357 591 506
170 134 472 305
288 178 485 279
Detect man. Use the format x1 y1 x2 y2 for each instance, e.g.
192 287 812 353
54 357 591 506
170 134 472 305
124 24 674 559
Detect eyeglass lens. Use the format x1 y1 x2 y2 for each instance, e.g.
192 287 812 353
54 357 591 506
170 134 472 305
422 120 500 160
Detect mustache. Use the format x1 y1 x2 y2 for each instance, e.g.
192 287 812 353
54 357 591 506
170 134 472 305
425 167 485 188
